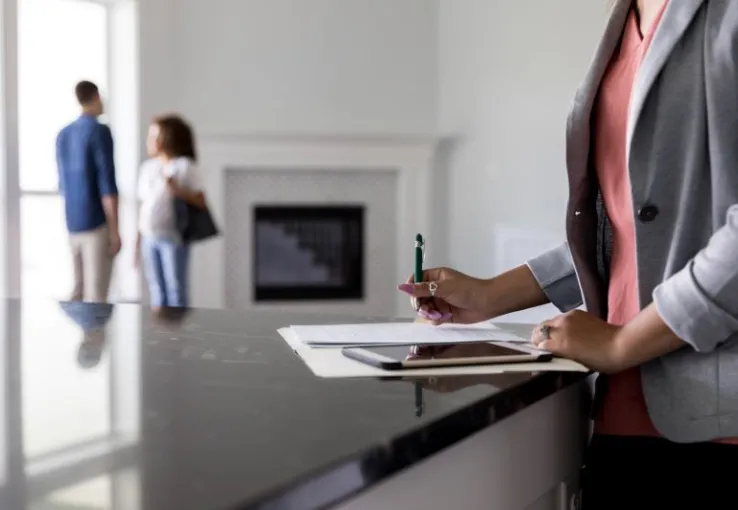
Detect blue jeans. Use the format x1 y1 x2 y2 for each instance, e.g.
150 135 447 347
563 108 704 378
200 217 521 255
142 236 190 307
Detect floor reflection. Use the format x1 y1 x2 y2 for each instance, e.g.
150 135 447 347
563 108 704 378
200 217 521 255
22 302 113 458
29 467 140 510
0 300 143 510
34 474 112 510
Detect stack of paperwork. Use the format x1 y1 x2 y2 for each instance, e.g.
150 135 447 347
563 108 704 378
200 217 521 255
277 322 589 378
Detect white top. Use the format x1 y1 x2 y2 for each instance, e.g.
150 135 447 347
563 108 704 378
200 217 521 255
137 157 202 238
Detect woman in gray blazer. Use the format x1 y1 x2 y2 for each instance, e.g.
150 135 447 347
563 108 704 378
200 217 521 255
399 0 738 507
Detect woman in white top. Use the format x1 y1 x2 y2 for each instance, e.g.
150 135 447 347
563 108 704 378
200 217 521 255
135 115 206 308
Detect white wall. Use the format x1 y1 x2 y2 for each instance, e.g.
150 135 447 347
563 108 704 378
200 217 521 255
140 0 437 138
438 0 608 321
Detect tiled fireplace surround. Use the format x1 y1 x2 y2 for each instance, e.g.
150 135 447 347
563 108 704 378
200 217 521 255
191 135 438 318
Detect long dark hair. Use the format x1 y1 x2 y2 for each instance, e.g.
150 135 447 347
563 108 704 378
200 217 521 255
153 114 197 161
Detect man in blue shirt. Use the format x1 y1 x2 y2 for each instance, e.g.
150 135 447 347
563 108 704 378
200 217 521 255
56 81 120 302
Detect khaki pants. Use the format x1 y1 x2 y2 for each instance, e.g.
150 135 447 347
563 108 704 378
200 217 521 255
69 225 114 303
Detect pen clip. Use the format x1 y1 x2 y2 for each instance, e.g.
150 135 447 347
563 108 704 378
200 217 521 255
415 236 426 263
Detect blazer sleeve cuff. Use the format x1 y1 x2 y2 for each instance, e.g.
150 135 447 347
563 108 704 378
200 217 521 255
653 261 738 353
526 243 583 313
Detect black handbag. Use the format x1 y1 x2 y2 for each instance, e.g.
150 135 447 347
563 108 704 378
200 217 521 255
174 198 219 243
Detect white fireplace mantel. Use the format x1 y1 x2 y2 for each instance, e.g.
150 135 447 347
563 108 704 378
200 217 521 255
191 133 439 317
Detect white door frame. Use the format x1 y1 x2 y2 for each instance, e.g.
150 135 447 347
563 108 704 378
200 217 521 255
0 0 21 299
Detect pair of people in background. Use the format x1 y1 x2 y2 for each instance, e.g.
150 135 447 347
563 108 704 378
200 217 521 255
56 80 205 308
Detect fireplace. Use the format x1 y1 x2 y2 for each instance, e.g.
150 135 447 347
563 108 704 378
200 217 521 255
197 135 437 317
252 205 365 302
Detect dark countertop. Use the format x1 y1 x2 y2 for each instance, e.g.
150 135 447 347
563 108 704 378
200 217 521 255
0 299 587 510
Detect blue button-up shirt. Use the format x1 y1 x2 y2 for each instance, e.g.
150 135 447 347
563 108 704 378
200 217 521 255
56 115 118 233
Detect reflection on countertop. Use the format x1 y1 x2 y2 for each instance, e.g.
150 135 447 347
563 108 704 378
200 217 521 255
0 299 585 510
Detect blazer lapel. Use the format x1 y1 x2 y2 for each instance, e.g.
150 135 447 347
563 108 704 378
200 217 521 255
627 0 706 155
573 1 631 111
567 1 630 184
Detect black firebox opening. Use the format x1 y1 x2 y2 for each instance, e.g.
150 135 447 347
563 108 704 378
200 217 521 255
253 205 365 301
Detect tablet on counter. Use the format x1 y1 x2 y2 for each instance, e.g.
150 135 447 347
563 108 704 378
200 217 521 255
341 341 552 371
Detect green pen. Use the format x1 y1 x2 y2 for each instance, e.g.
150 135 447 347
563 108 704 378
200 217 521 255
414 233 425 310
414 233 425 417
415 233 424 282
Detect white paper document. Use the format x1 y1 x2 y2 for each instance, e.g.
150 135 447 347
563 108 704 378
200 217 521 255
288 322 527 347
277 327 589 377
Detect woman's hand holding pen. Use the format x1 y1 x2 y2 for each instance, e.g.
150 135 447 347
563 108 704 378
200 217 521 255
397 267 493 325
398 265 549 326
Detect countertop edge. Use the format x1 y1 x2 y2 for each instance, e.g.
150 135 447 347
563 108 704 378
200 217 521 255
239 371 591 510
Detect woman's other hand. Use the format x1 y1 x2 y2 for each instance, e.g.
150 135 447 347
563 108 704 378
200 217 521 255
397 267 494 325
531 310 624 373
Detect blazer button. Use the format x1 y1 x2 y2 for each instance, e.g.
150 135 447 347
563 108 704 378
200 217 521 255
637 204 659 223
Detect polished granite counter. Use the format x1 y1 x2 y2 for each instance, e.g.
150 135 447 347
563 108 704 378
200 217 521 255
0 299 587 510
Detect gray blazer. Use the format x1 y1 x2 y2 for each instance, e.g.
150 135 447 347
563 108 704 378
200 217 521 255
526 0 738 443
